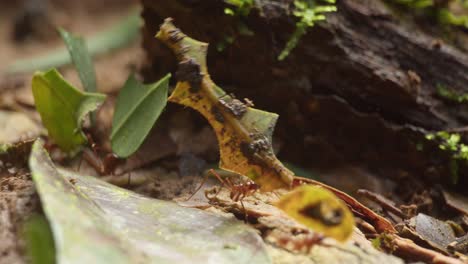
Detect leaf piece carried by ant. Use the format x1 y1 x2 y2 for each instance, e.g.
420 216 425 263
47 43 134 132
32 69 106 153
275 185 355 242
293 176 396 234
111 74 170 158
156 18 294 191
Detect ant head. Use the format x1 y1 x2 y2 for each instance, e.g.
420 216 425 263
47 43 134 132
292 179 306 188
247 181 259 190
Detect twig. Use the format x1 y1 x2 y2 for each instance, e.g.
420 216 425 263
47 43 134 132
357 189 406 219
392 235 463 264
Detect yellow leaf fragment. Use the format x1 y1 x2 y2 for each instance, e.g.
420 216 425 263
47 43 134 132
156 18 294 191
275 185 355 242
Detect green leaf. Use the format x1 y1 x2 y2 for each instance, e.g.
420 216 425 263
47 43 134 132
32 69 106 153
29 139 271 264
6 9 140 74
111 74 170 158
22 215 56 264
58 28 97 93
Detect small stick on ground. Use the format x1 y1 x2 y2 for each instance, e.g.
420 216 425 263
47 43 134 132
357 189 406 219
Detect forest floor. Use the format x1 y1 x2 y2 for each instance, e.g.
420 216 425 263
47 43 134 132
0 1 467 264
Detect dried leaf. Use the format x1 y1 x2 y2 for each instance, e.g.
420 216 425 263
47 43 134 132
32 69 106 153
411 214 457 253
275 185 355 242
0 110 42 144
29 139 271 264
156 19 293 191
111 74 170 158
443 190 468 216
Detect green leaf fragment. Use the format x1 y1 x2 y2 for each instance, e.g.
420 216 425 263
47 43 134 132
29 139 271 264
32 69 106 153
58 28 97 93
111 74 170 158
22 215 56 264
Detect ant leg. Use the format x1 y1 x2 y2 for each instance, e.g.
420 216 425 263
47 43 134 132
232 190 241 202
102 153 121 176
208 169 233 198
186 172 211 201
270 190 282 199
240 196 249 223
85 133 100 155
208 169 232 188
126 171 132 187
76 153 84 172
82 148 105 175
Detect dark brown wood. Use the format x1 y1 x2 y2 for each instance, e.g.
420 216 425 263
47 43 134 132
141 0 468 189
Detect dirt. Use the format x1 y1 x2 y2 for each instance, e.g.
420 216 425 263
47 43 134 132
0 1 139 263
0 170 39 264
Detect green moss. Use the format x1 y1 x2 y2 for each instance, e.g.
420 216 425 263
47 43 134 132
218 0 255 52
220 0 337 59
425 131 468 184
224 0 254 17
388 0 468 29
371 233 396 252
436 84 468 103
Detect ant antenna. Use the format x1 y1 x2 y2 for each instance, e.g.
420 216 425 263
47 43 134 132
186 169 227 201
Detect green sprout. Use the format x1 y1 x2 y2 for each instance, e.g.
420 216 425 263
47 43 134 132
224 0 254 17
278 0 337 61
220 0 337 58
218 0 255 52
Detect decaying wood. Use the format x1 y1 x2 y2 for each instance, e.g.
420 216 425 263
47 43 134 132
141 0 468 190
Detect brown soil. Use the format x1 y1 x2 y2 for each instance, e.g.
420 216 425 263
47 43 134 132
0 170 38 264
0 1 138 263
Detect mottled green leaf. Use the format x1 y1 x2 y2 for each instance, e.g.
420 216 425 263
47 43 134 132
32 69 106 153
59 28 97 93
29 139 271 264
111 74 170 158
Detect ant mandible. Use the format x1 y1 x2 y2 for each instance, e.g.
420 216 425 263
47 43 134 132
187 169 260 220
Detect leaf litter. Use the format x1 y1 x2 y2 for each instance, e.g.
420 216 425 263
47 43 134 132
1 2 468 263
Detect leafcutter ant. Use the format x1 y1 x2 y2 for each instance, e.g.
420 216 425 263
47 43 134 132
275 232 325 253
77 132 129 182
187 169 259 220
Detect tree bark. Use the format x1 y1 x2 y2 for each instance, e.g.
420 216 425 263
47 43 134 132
141 0 468 190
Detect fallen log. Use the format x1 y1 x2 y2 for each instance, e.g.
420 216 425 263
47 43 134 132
141 0 468 190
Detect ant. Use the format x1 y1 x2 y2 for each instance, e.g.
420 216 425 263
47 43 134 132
275 232 325 253
187 169 260 220
77 133 128 180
